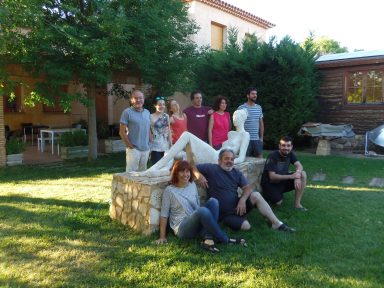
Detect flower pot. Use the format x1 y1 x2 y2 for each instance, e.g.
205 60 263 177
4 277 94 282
60 146 89 159
104 139 125 153
6 153 24 166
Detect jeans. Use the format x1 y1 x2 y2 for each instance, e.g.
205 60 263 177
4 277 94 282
177 198 229 243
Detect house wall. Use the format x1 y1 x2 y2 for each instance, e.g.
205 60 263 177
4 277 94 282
187 1 268 48
317 63 384 134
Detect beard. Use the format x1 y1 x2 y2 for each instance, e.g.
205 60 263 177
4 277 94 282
220 164 233 172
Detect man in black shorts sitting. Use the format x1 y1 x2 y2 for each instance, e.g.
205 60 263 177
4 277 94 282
193 149 295 232
261 136 307 210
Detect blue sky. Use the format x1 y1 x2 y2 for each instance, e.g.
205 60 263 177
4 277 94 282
224 0 383 52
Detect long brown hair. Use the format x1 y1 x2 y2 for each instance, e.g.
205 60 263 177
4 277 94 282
170 160 194 185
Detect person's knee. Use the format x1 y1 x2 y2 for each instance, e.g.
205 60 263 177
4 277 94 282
196 207 211 219
240 220 251 230
206 197 219 207
301 170 307 182
250 191 262 204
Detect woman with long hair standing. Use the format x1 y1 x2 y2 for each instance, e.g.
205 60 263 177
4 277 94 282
208 95 231 150
168 99 188 144
150 96 172 164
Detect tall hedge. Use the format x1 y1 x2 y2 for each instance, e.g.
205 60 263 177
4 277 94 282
194 32 320 147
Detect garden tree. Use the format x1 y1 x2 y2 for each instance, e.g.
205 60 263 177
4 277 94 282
302 33 348 56
0 0 198 160
194 31 320 146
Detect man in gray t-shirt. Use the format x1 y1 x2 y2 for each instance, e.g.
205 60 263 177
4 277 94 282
119 90 151 172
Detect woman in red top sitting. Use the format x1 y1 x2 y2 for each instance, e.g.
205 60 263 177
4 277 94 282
168 99 188 144
208 95 231 150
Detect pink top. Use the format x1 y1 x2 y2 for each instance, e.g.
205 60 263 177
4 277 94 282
170 115 187 144
212 111 230 147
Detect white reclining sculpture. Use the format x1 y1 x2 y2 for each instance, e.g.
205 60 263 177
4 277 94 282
130 109 250 177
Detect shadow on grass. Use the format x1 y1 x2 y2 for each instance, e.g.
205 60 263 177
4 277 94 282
0 153 126 183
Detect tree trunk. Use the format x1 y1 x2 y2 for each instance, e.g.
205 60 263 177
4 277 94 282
87 83 98 160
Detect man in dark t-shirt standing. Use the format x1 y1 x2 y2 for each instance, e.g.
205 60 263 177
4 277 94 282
183 91 212 142
193 149 295 232
261 136 307 210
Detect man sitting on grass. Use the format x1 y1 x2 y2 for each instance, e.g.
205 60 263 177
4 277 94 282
193 149 295 232
261 136 307 211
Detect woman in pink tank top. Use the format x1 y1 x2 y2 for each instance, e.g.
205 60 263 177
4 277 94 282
208 96 231 150
168 99 188 144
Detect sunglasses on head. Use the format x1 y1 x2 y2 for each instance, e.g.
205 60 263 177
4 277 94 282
155 96 165 101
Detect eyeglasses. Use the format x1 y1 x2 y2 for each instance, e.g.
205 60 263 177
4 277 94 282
155 96 165 101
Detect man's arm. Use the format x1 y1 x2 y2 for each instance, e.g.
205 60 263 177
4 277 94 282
119 123 134 149
191 165 208 189
236 184 252 216
259 117 264 141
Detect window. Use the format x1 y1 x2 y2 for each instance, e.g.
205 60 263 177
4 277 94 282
346 69 384 105
3 85 22 113
43 85 66 112
211 22 225 50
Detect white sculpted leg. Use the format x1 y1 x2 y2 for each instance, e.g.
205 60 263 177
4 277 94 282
129 132 217 177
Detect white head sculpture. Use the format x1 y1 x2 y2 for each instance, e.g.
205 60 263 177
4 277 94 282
232 109 248 129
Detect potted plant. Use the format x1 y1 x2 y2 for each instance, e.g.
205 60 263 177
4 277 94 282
59 130 88 159
98 122 125 153
6 138 26 165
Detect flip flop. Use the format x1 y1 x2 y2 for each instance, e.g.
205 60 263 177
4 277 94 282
200 240 220 253
228 237 247 247
277 223 296 232
295 206 308 212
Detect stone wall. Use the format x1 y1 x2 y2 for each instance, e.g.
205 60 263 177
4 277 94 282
109 157 266 235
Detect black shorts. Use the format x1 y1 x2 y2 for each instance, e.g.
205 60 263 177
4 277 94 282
220 198 254 231
261 179 295 204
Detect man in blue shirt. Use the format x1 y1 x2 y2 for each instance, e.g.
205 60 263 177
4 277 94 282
119 90 151 172
193 149 294 232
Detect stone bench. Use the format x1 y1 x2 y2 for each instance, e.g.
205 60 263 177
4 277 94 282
109 157 266 235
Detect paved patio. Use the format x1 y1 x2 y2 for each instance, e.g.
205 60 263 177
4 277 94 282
23 144 62 165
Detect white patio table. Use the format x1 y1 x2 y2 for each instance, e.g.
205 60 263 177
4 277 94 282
40 128 86 155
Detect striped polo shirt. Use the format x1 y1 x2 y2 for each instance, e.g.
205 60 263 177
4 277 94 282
237 103 263 140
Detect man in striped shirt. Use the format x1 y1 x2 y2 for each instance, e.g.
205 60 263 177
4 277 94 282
237 87 264 158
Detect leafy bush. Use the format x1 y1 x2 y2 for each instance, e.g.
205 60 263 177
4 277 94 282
193 30 321 147
59 131 88 147
6 138 26 155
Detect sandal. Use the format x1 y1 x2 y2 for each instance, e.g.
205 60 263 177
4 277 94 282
200 239 220 253
228 237 247 247
277 223 296 233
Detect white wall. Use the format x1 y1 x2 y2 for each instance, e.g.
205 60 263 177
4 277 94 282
187 1 268 48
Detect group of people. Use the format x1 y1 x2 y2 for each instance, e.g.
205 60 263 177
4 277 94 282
119 88 307 252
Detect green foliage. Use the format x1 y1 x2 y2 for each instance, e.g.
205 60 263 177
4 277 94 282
301 33 348 56
0 0 198 102
5 138 26 155
59 131 88 147
194 33 320 146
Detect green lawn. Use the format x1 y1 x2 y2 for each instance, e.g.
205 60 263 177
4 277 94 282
0 152 383 287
